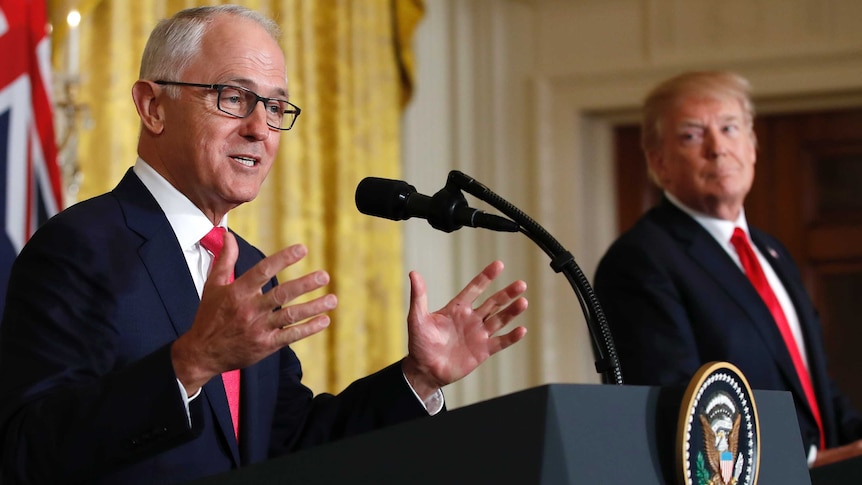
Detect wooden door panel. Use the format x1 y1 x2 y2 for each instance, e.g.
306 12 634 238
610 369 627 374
815 265 862 410
613 125 661 233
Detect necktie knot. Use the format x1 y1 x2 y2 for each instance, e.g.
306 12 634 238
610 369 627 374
730 227 749 252
730 227 760 277
200 226 227 258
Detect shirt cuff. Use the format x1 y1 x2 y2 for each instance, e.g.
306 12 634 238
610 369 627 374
807 444 817 467
176 378 202 426
402 371 445 415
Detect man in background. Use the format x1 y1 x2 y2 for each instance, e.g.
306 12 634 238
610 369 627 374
0 5 528 484
594 70 862 467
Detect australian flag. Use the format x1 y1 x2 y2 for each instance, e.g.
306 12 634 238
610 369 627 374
0 0 63 317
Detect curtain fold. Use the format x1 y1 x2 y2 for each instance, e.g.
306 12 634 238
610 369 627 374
48 0 424 393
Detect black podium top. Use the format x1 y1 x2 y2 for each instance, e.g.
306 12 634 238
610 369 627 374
190 384 811 484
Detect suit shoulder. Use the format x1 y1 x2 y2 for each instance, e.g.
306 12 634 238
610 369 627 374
601 209 677 257
26 193 122 243
230 232 266 260
748 226 788 252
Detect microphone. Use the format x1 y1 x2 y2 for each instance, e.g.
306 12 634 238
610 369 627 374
355 177 520 233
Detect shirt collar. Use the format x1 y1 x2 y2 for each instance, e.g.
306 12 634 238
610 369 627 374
664 191 748 244
133 157 227 250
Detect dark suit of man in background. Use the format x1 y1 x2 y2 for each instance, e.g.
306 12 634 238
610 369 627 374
0 6 529 484
594 70 862 467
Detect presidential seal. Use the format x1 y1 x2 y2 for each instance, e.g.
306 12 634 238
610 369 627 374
677 362 760 485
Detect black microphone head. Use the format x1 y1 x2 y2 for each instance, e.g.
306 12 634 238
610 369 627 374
355 177 416 221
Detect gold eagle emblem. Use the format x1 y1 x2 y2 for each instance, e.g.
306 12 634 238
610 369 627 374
700 391 744 485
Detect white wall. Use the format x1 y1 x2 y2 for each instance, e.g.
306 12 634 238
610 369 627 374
402 0 862 409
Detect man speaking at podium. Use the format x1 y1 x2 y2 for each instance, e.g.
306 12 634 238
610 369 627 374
594 71 862 468
0 5 528 484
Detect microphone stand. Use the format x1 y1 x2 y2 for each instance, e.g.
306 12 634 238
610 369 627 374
447 170 623 385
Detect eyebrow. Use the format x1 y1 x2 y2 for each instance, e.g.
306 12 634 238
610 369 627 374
716 114 742 124
226 77 288 99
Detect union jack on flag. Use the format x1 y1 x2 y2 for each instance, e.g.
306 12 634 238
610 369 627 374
0 0 63 316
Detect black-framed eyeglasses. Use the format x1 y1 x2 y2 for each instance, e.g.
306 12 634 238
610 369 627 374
154 80 301 131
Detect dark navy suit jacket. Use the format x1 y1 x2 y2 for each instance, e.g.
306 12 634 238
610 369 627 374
594 198 862 452
0 170 426 484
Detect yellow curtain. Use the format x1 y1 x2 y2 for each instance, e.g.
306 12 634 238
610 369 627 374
48 0 425 394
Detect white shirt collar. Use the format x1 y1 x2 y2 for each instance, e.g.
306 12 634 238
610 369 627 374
664 191 749 246
133 157 227 250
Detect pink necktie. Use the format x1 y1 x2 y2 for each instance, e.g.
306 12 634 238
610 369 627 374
200 226 240 440
730 227 824 449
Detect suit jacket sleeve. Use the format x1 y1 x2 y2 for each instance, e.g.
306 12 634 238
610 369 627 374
267 357 431 457
0 200 197 484
594 231 705 386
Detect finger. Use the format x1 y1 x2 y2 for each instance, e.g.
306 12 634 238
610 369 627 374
407 270 429 323
486 326 528 356
206 231 239 286
473 280 527 321
482 297 529 334
264 270 330 310
236 244 308 291
273 314 332 347
451 260 505 306
269 293 338 329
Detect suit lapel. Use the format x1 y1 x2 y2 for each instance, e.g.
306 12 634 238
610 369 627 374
113 169 241 465
750 230 828 417
653 201 805 398
113 170 199 337
203 377 241 462
232 236 278 463
238 359 265 463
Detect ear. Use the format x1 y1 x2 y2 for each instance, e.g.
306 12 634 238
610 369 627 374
748 130 758 166
131 80 165 135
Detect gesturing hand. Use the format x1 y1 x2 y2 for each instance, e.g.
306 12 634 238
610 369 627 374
172 232 337 394
402 260 528 400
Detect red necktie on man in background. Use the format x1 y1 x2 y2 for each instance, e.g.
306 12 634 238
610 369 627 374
730 227 825 449
200 226 240 440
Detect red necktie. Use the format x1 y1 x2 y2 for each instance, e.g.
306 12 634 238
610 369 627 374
200 226 241 440
730 227 825 449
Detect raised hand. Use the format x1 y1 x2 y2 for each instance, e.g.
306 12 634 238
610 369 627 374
172 232 337 394
402 260 528 400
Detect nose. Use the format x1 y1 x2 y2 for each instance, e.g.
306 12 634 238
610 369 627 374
240 101 270 141
703 127 727 159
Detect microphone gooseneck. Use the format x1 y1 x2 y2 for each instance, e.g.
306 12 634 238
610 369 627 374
448 170 623 385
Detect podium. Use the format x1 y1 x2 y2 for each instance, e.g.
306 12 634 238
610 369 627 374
810 455 862 484
191 384 811 484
